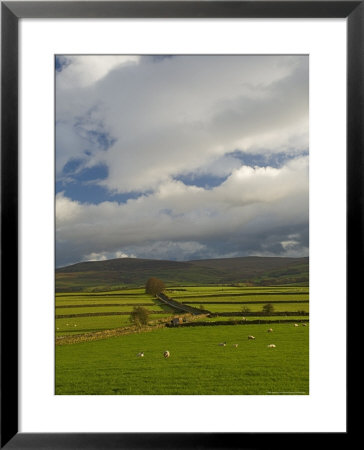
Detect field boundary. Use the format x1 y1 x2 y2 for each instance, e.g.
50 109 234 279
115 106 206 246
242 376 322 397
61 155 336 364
167 319 309 327
56 310 167 319
56 313 197 345
208 311 309 317
56 323 166 345
174 291 308 299
182 300 309 305
56 303 154 308
56 316 309 344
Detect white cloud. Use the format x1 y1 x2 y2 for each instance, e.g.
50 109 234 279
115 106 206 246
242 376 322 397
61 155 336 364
56 55 140 89
84 250 135 262
56 55 308 190
56 155 308 265
55 55 309 265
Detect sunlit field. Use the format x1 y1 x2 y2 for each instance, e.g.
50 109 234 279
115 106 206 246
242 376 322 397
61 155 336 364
56 323 309 395
55 284 309 394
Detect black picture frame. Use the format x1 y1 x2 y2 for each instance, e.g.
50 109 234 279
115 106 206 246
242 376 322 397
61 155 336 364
1 1 356 448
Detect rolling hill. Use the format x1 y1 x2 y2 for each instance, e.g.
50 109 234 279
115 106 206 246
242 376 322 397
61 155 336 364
56 256 309 292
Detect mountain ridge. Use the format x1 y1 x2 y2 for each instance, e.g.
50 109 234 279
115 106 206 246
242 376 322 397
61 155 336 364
56 256 309 292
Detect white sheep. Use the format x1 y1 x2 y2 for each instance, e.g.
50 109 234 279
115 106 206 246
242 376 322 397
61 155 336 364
294 323 299 327
302 323 307 326
248 335 255 340
137 352 144 357
218 342 227 346
267 344 276 348
163 350 170 358
233 344 238 348
267 328 273 333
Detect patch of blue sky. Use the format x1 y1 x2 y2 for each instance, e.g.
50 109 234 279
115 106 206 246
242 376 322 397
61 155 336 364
58 163 127 204
61 161 108 180
227 149 308 168
62 158 84 175
56 181 143 205
55 55 71 72
58 163 149 204
175 173 229 189
78 164 108 182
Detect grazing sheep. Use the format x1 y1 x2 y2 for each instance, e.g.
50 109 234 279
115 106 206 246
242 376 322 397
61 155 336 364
137 352 144 357
248 335 255 340
267 344 276 348
163 350 170 358
233 344 238 348
294 323 299 327
267 328 273 333
218 342 227 346
302 323 307 326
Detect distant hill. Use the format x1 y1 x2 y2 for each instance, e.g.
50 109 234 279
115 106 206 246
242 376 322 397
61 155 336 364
56 256 309 292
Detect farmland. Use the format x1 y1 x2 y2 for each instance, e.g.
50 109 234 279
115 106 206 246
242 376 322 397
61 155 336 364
56 323 308 395
55 291 174 336
55 281 308 395
55 285 308 336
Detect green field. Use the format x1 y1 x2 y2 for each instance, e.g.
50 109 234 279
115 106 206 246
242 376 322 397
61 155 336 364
55 285 309 335
169 286 309 297
55 282 309 394
55 293 155 305
196 302 309 313
56 305 168 315
202 315 308 323
56 314 173 335
56 323 309 395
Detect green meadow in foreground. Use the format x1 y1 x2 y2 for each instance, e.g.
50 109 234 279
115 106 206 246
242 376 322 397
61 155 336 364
56 323 308 395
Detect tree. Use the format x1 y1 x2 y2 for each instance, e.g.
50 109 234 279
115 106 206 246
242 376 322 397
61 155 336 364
130 306 150 328
262 303 274 314
145 277 165 296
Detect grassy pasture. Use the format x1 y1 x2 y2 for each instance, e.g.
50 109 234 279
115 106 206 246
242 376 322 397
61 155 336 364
56 305 169 316
55 293 154 304
195 302 309 313
55 289 176 336
169 286 309 297
56 288 146 296
56 313 173 335
55 285 309 336
55 323 309 395
201 315 309 322
55 299 155 307
181 295 308 303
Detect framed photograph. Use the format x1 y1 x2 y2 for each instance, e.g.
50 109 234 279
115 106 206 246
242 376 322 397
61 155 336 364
1 1 355 447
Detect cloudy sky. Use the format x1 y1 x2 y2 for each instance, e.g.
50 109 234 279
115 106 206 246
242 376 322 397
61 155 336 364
55 55 309 268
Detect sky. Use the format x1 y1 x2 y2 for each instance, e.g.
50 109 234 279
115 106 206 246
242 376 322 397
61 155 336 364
55 55 309 268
